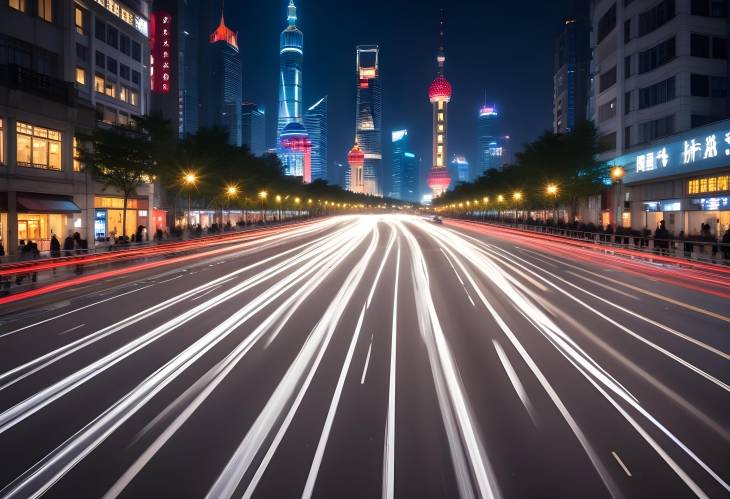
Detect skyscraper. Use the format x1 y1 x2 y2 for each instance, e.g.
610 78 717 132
391 130 418 201
277 1 304 142
347 143 365 194
477 105 504 174
201 10 242 145
426 15 452 198
241 102 266 156
279 122 311 182
355 45 382 196
449 155 470 187
553 18 588 134
304 96 328 182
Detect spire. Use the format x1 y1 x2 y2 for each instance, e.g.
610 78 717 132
287 0 297 26
210 0 238 51
436 8 446 74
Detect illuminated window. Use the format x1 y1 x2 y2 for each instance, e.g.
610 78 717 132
37 0 52 22
16 122 62 170
107 0 120 16
75 7 85 34
718 175 729 191
688 179 699 194
94 74 104 93
73 137 84 172
95 196 138 209
0 118 4 165
105 81 115 98
699 178 708 192
75 67 86 86
708 176 717 192
438 112 444 122
9 0 25 12
690 175 730 194
130 90 138 106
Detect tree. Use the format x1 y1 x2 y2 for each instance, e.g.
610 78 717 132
81 123 156 238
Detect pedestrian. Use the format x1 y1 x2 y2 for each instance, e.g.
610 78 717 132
50 234 61 258
722 229 730 260
73 232 82 254
29 240 40 282
0 241 4 257
63 233 75 256
654 220 670 255
15 240 32 285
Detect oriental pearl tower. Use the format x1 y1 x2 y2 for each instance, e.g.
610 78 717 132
426 12 452 199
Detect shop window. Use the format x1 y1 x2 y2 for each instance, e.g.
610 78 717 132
16 122 62 170
94 74 104 93
37 0 52 22
95 196 139 209
75 7 85 35
75 67 86 86
73 137 84 172
9 0 25 12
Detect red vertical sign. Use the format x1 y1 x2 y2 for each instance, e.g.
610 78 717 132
150 12 172 94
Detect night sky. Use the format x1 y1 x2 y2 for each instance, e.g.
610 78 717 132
222 0 586 189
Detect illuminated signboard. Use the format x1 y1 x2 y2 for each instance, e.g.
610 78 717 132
611 118 730 185
690 196 729 211
150 12 172 94
94 0 148 36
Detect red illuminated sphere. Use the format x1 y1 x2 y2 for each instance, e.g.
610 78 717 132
428 75 452 103
427 167 451 192
347 143 365 168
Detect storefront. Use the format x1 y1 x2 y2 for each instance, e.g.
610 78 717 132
0 193 82 252
609 119 730 239
93 196 150 240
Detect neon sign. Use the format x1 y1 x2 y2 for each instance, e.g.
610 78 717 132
94 0 148 36
150 12 172 94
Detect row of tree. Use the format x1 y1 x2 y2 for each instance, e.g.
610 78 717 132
81 117 398 235
436 122 609 219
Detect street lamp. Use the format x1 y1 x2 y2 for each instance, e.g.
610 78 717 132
224 184 239 227
546 183 558 224
611 166 625 229
512 191 523 223
259 190 268 224
182 171 198 229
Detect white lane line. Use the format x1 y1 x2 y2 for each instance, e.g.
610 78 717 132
492 340 538 427
612 451 632 477
155 275 183 284
366 228 396 309
565 271 640 300
58 324 85 336
361 333 374 385
439 248 476 307
190 285 222 302
302 305 367 499
0 285 155 339
383 244 400 499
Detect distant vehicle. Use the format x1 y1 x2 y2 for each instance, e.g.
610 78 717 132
432 216 443 224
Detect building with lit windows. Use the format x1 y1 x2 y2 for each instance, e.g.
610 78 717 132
304 96 328 182
449 155 470 187
553 17 589 134
477 105 504 174
426 17 452 198
347 143 365 194
277 0 303 143
390 130 418 201
279 122 311 183
1 0 157 256
201 10 241 145
355 45 382 196
242 102 266 156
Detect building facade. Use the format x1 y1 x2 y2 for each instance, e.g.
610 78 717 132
390 129 409 199
201 12 241 146
589 0 729 162
449 154 470 187
355 45 382 196
347 142 364 194
241 102 266 156
304 96 327 182
477 105 509 175
279 122 311 182
1 0 156 257
277 0 303 143
554 18 589 133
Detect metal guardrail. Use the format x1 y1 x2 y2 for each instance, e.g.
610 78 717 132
451 216 730 266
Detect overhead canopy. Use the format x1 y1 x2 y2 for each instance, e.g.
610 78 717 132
17 194 81 214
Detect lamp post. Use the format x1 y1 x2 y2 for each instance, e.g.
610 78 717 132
611 166 625 230
546 183 558 224
497 194 504 222
182 172 198 229
225 184 239 228
259 190 268 224
513 191 523 223
275 194 282 222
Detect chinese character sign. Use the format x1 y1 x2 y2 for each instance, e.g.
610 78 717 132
150 12 172 94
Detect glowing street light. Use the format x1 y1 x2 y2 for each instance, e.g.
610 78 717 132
258 190 268 224
182 171 198 228
611 165 625 228
226 184 239 197
513 191 523 201
546 184 558 196
497 195 504 203
611 165 625 181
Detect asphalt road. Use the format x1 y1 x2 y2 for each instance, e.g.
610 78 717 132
0 214 728 499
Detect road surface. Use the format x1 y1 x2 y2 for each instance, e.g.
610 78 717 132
0 214 728 498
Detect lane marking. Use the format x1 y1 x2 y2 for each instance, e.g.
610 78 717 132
383 244 400 499
58 324 85 336
361 333 374 385
190 285 222 302
302 305 367 499
366 227 396 309
493 340 538 426
439 248 477 307
155 275 183 284
612 451 632 477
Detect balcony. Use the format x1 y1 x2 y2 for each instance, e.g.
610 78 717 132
0 64 76 106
